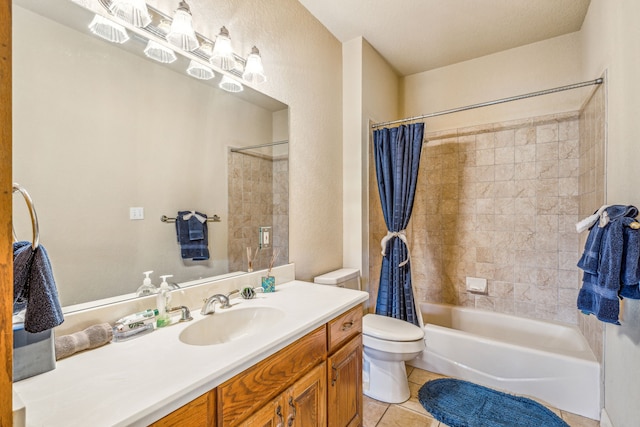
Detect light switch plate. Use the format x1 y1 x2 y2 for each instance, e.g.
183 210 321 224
130 207 144 220
259 226 272 249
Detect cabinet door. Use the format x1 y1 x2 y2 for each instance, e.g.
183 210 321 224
150 390 215 427
286 362 327 427
327 335 362 427
241 396 285 427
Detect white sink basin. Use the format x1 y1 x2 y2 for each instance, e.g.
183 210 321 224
179 306 286 346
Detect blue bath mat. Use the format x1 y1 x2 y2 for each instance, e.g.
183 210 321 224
418 378 569 427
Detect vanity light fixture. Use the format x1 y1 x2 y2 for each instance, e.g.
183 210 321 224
107 0 151 28
144 40 177 63
86 1 268 87
242 46 267 84
166 0 200 52
143 20 176 63
210 26 236 71
88 15 130 44
187 43 215 80
219 75 243 93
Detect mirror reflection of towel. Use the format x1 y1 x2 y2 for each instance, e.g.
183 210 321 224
13 241 64 333
175 211 210 260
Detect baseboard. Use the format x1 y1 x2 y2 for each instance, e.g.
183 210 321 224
600 408 613 427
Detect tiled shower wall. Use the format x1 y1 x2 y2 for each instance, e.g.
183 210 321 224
369 112 585 324
228 151 289 273
578 84 606 362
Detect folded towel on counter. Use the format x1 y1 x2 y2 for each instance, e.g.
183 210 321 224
13 241 64 333
175 210 210 260
55 323 113 360
577 206 640 324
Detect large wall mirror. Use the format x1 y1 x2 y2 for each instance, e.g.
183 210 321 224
12 0 289 311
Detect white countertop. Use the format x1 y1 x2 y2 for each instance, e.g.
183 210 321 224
13 281 369 427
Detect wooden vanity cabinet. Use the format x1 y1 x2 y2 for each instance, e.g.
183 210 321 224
242 362 327 427
152 305 363 427
326 307 363 427
149 390 216 427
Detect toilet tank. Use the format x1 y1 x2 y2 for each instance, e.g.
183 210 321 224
314 268 361 290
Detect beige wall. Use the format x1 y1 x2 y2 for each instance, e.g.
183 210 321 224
343 37 399 299
147 0 344 282
577 84 606 364
580 1 640 425
402 32 584 132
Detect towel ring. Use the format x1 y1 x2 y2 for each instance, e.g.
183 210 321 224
12 183 40 250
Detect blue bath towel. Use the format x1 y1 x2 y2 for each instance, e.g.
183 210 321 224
175 211 210 260
578 205 638 273
577 206 640 324
13 241 64 333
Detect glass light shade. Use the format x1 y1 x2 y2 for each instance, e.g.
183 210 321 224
88 15 130 44
219 75 243 93
166 1 199 51
187 61 215 80
71 0 92 7
242 46 267 84
108 0 151 28
144 40 177 64
210 27 236 71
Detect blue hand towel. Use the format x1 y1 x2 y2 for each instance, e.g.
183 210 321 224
577 271 621 324
620 217 640 299
577 205 639 273
175 211 210 260
577 209 640 324
13 241 64 333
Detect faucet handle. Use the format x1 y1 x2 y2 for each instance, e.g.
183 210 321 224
168 305 193 322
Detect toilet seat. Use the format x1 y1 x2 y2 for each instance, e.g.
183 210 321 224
363 314 424 341
363 333 425 354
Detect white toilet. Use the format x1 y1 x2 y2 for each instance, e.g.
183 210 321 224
314 269 425 404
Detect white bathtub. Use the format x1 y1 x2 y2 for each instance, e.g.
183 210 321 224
408 303 601 420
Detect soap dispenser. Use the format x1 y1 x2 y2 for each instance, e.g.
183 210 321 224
156 275 173 327
136 271 157 297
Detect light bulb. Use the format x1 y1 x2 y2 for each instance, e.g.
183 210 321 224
210 26 236 71
88 15 129 44
219 75 243 93
166 1 199 51
108 0 151 28
242 46 266 84
144 40 177 63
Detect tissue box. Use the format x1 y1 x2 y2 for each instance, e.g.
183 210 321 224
13 323 55 382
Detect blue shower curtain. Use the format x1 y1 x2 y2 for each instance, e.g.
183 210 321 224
374 123 424 326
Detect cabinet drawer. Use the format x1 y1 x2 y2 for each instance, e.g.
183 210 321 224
218 326 327 426
327 306 362 353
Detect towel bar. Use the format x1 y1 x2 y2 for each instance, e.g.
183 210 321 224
12 183 40 250
161 214 221 223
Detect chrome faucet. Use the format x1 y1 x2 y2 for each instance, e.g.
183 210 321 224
200 290 240 315
167 305 193 322
201 294 231 315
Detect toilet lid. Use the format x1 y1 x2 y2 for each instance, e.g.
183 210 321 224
363 314 424 342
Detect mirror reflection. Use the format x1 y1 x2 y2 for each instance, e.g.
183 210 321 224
12 0 289 311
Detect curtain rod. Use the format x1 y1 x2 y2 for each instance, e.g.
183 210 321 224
229 140 289 152
371 78 603 129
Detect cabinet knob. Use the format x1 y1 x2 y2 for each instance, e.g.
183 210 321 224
276 404 284 427
341 321 354 331
331 366 339 386
287 397 297 426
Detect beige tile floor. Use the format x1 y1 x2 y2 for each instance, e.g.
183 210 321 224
363 366 600 427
